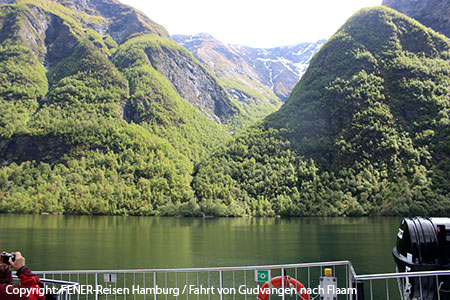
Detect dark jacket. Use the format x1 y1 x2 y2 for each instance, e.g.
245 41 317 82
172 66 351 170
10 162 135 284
0 266 45 300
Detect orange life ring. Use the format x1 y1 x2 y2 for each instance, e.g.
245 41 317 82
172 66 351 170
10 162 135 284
258 276 310 300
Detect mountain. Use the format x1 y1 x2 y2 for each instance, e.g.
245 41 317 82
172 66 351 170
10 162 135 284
173 34 325 102
230 41 325 100
4 1 448 217
383 0 450 38
173 33 281 123
0 0 244 125
194 6 450 217
0 0 245 215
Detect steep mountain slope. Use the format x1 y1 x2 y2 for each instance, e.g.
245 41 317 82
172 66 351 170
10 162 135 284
383 0 450 38
0 0 236 215
0 0 240 125
173 33 281 123
174 34 324 102
194 6 450 216
230 41 325 100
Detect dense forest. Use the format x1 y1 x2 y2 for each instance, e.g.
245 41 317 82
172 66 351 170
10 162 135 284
194 7 450 216
0 0 232 214
0 2 449 216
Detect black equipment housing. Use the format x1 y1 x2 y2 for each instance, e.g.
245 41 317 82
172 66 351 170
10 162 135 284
393 217 450 300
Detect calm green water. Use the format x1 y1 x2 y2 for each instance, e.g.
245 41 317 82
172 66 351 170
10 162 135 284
0 215 401 275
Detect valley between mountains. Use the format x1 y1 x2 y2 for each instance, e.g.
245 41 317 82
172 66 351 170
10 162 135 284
0 0 449 216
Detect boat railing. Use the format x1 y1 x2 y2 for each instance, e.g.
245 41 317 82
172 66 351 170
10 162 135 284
353 269 450 300
26 261 356 300
13 262 449 300
13 275 80 300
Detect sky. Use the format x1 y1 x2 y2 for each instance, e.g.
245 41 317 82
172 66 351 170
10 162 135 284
119 0 383 48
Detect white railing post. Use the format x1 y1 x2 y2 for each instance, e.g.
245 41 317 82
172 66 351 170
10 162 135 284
95 273 98 300
219 270 223 300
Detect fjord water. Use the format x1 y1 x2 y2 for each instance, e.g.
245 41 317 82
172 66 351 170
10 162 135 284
0 215 401 275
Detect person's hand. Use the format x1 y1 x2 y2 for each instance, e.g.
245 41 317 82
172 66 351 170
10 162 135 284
9 252 25 271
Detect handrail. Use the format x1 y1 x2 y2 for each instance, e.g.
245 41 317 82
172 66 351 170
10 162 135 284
13 275 80 286
355 269 450 281
16 261 449 300
32 260 352 275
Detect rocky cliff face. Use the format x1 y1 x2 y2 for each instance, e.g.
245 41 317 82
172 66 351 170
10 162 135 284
57 0 170 43
173 33 262 83
174 33 325 101
0 0 170 44
173 33 282 122
144 41 236 123
383 0 450 37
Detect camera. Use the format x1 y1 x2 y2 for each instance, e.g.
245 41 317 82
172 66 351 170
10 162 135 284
1 253 15 265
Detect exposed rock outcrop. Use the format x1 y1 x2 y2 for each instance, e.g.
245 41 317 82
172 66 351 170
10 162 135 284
53 0 170 43
0 0 170 44
144 43 236 123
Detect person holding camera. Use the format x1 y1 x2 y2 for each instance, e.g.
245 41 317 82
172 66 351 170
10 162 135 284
0 251 45 300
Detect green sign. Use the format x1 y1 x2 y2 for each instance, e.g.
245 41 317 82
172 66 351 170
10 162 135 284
255 270 270 282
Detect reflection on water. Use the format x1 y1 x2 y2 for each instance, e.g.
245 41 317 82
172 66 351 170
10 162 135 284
0 215 401 274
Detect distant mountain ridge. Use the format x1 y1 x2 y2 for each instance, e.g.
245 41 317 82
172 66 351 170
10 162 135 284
229 41 325 100
173 33 325 102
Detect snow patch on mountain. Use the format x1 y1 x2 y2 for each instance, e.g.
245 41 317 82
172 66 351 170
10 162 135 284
174 33 325 101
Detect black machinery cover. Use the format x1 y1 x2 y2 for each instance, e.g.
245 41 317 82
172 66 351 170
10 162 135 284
393 217 450 271
393 217 450 300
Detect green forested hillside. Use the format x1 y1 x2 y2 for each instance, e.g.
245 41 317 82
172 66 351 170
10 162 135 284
194 7 450 216
0 0 233 215
2 3 449 217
